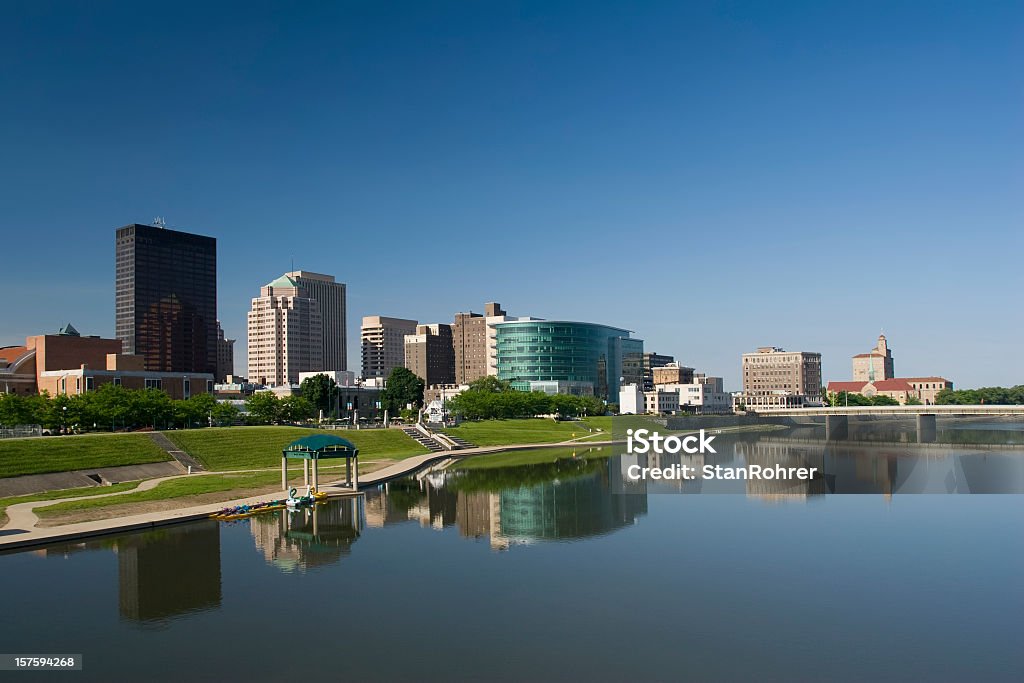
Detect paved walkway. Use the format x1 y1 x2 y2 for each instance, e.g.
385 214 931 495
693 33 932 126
0 439 620 552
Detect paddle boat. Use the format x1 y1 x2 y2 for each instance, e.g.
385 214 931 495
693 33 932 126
285 485 328 509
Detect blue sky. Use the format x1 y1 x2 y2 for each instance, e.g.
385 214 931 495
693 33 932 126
2 1 1021 389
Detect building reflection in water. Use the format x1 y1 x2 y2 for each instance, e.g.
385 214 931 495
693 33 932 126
735 441 828 501
363 449 648 550
116 521 222 622
249 497 362 572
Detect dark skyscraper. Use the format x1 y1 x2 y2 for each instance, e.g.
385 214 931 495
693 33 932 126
115 223 217 374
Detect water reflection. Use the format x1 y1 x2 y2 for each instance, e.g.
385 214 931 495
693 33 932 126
364 449 648 550
117 522 221 622
32 522 223 624
249 498 362 572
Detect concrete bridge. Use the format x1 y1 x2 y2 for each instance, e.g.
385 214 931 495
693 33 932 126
761 405 1024 418
758 405 1024 443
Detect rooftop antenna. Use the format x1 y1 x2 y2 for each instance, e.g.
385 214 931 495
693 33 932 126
153 216 166 229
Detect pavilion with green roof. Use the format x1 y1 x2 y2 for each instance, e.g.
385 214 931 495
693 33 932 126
282 434 360 491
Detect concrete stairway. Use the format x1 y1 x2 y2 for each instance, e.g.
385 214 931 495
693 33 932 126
147 432 205 472
401 427 446 452
444 434 477 449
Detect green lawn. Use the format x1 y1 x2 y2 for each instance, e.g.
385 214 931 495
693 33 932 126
0 433 170 478
34 471 287 517
166 426 428 471
32 459 374 518
0 482 140 525
442 417 611 447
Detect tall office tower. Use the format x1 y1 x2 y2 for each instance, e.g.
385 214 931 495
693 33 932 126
246 275 323 386
214 321 235 382
361 316 418 380
115 223 217 373
740 346 822 410
453 302 504 385
404 323 456 386
284 271 347 371
642 352 675 391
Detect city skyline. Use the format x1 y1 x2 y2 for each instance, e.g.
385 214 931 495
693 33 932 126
2 2 1021 388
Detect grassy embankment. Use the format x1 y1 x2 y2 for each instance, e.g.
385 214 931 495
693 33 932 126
165 426 428 470
442 416 613 446
13 419 624 524
0 433 170 478
26 427 429 521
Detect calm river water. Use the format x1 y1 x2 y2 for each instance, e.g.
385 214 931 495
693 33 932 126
1 419 1022 682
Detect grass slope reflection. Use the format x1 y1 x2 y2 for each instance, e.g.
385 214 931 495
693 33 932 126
364 446 647 549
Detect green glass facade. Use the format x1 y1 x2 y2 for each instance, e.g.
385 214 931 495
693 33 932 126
493 320 644 401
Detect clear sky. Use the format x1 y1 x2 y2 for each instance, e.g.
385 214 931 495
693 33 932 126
2 1 1021 389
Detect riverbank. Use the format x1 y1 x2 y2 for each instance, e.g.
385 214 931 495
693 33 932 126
0 438 620 552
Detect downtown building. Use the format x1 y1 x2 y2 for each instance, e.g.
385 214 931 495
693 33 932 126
283 271 347 371
215 321 235 383
2 324 213 400
492 320 643 401
826 334 952 405
115 223 217 374
404 324 456 387
642 352 675 391
738 346 823 411
246 274 323 386
452 302 506 385
361 316 418 380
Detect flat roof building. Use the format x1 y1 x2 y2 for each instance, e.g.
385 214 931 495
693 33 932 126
405 324 456 387
740 346 822 411
115 223 217 374
642 352 675 391
453 302 505 385
361 316 418 380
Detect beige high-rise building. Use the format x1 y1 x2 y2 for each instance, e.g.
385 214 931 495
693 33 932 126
285 271 347 371
453 302 504 385
215 321 234 382
739 346 822 411
247 275 323 386
361 316 418 380
405 323 455 387
852 334 894 382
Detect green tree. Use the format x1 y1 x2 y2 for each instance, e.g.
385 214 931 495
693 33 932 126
0 393 37 426
280 395 315 422
211 401 240 426
245 392 282 424
467 376 513 393
381 367 425 415
299 373 339 417
905 395 922 405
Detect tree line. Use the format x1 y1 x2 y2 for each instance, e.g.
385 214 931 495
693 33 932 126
446 376 606 420
826 392 909 407
935 386 1024 405
0 384 239 432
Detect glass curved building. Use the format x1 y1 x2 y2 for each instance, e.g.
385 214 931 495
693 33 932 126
493 320 643 400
